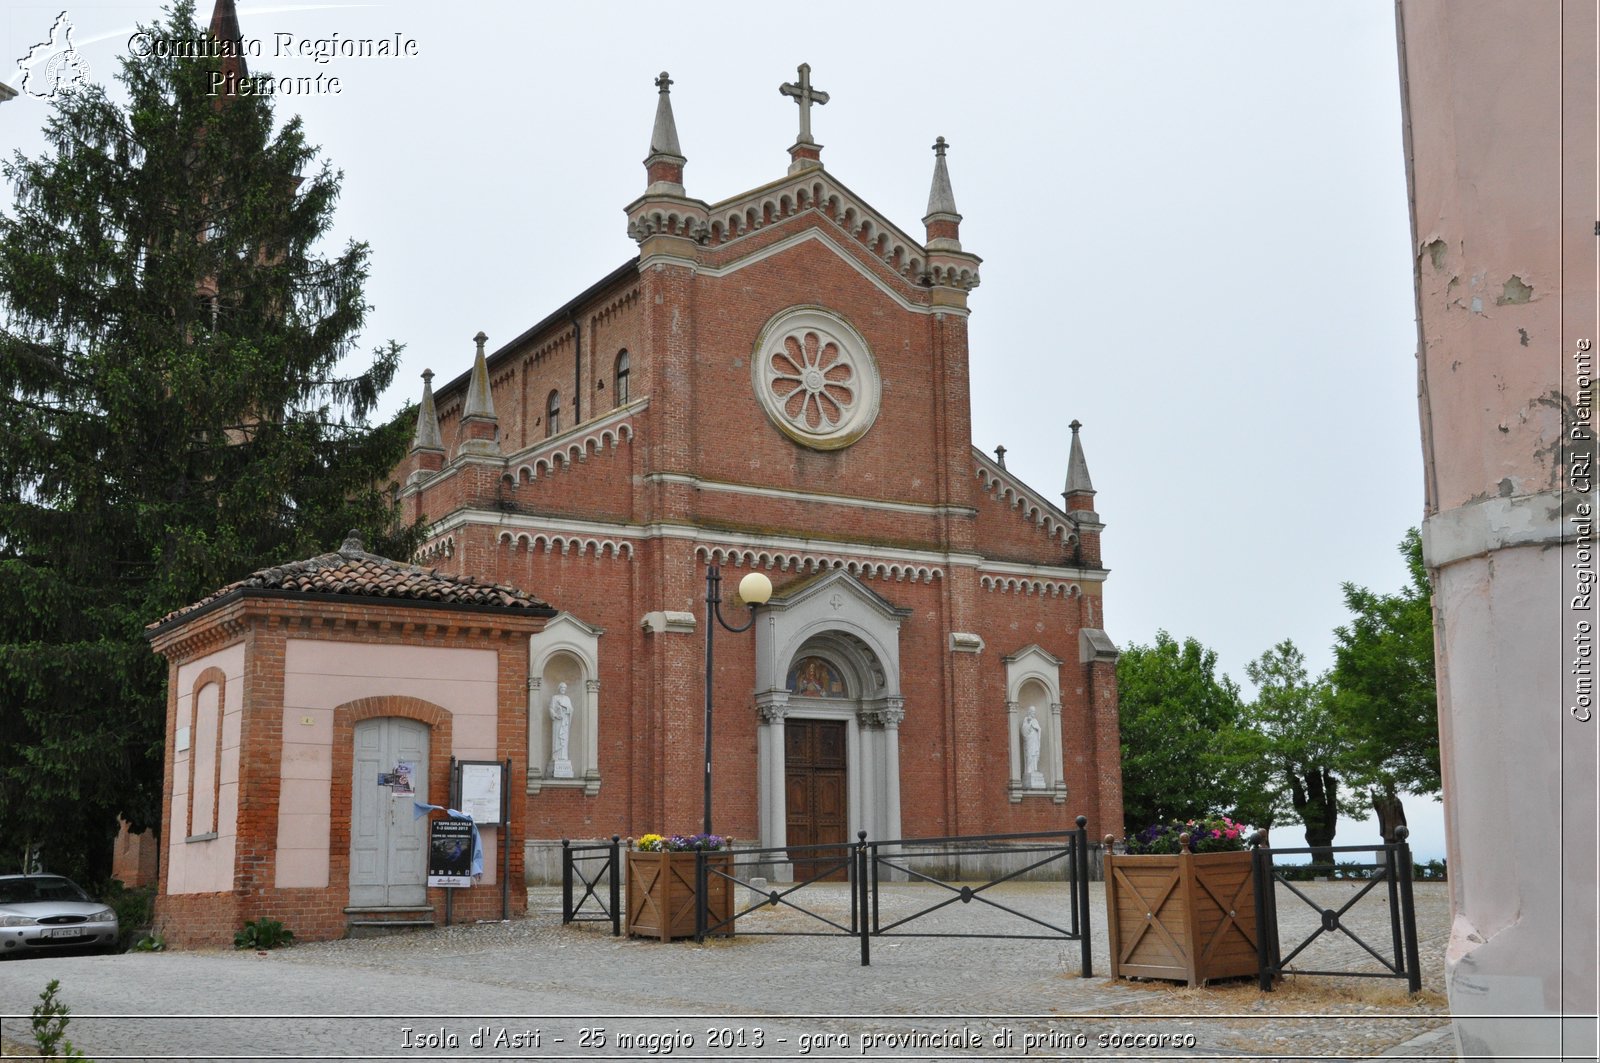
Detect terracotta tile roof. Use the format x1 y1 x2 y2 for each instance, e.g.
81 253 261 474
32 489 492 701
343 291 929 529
150 533 550 629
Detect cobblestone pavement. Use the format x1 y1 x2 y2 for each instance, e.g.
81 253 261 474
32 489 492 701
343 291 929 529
0 880 1458 1061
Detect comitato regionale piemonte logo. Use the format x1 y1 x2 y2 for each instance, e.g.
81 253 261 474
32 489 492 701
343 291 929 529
15 11 93 100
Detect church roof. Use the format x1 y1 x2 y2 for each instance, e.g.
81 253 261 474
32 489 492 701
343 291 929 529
149 534 552 632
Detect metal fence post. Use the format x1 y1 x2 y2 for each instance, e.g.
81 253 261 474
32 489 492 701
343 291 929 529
695 848 707 943
856 830 871 967
609 835 622 937
1383 836 1404 970
561 839 573 924
1395 826 1422 994
869 834 881 935
1075 816 1092 978
1251 830 1275 991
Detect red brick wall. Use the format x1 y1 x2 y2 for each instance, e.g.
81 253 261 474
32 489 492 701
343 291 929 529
391 202 1122 856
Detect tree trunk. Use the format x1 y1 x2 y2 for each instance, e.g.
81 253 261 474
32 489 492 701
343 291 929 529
1291 767 1340 869
1372 787 1407 843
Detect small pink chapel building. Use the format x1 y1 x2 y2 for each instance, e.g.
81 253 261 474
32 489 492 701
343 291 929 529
145 534 553 946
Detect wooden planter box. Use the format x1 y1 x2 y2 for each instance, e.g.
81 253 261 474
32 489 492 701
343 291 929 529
1104 847 1260 986
624 849 735 941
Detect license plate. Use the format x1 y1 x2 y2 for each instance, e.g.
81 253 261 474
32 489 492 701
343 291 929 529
45 928 83 939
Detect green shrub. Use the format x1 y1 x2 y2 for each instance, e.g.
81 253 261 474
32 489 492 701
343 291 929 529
32 980 90 1059
132 932 166 952
98 879 156 953
234 917 295 950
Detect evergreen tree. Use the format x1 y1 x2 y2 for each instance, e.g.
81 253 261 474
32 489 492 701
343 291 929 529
1329 529 1441 841
0 1 415 880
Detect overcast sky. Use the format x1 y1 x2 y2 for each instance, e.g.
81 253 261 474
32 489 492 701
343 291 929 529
2 1 1441 856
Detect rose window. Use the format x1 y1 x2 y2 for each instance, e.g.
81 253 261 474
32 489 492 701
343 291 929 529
753 308 880 450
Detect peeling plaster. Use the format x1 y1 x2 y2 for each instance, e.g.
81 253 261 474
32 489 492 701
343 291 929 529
1496 275 1534 305
1530 389 1579 491
1516 328 1530 347
1424 237 1449 270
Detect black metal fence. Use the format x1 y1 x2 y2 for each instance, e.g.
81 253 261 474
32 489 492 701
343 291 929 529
1250 826 1422 993
560 835 620 936
563 819 1093 971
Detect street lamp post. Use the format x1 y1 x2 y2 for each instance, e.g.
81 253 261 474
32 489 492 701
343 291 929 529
702 563 773 836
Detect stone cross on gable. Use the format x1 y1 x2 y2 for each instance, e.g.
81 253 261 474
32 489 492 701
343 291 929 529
780 63 829 144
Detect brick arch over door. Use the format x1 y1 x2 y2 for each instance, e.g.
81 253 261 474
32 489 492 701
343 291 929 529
329 696 455 904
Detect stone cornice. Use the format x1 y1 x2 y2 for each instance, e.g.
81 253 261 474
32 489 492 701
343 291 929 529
642 472 975 518
973 448 1081 548
425 508 1108 584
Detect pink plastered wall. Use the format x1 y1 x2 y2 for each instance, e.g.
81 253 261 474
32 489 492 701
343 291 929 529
276 640 500 888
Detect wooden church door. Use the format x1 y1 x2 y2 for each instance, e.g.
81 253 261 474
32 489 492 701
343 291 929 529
350 717 429 907
785 718 848 880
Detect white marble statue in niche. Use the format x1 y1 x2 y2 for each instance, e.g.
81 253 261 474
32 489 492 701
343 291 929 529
549 681 575 779
1021 705 1045 790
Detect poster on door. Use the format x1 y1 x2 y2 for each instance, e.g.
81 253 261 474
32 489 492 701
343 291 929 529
428 819 473 888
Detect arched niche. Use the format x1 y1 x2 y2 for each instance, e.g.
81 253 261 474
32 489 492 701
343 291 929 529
1004 644 1067 803
527 612 603 796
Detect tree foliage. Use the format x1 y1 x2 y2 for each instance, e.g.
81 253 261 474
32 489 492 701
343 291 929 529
1116 631 1269 833
1242 640 1360 864
1329 528 1440 839
0 1 416 880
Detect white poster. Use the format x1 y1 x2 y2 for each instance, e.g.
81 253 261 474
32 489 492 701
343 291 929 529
459 762 503 826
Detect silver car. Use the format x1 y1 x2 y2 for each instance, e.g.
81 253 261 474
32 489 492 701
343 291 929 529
0 874 118 957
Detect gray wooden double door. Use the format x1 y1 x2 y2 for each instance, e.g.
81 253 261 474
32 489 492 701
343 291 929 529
350 717 428 907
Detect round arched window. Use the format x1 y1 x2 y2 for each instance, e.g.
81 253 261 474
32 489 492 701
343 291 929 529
752 307 881 451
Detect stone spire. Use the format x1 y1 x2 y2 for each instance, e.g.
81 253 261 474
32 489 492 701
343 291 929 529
209 0 249 97
463 332 494 419
1063 419 1096 513
643 71 687 195
923 136 963 251
411 369 443 452
404 369 445 482
780 63 829 173
458 332 500 456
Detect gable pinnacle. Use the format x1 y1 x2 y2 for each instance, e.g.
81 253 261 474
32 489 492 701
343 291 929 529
641 69 688 196
648 70 683 159
1065 419 1096 501
463 332 495 421
924 136 961 219
411 368 443 452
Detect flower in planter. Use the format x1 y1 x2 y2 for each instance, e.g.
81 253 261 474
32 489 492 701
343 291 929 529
635 833 727 852
1126 815 1249 854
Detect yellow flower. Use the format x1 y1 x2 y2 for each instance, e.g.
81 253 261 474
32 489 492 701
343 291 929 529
638 833 664 852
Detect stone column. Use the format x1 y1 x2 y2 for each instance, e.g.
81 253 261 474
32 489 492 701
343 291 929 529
1005 699 1022 802
755 694 788 849
526 675 544 795
1049 700 1067 804
882 699 904 842
583 678 601 796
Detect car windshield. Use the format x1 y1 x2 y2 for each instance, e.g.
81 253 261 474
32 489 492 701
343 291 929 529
0 877 91 905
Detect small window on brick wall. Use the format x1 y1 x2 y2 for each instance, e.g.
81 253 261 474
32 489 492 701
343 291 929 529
614 350 629 407
546 390 561 437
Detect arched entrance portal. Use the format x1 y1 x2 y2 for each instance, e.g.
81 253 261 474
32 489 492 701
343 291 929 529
752 571 908 864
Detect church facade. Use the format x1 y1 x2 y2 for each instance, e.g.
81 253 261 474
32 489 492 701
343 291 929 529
397 68 1123 876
